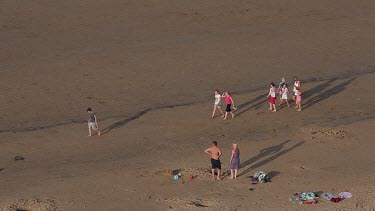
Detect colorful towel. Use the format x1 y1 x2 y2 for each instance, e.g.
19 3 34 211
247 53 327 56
321 192 336 200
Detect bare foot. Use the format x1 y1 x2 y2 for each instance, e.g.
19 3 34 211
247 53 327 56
216 177 222 180
229 177 234 179
231 115 235 119
272 110 277 112
223 118 227 120
98 131 101 136
268 108 272 111
297 109 301 112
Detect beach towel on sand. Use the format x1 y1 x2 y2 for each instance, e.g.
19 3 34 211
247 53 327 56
321 192 341 203
321 192 336 200
293 192 318 204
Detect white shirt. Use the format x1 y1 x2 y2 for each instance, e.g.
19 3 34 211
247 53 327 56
293 81 300 93
282 87 288 98
214 94 221 105
269 87 276 97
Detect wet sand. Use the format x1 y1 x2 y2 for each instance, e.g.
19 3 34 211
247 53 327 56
1 0 375 210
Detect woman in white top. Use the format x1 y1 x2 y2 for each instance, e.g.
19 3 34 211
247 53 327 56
211 89 224 118
292 76 301 107
279 83 290 108
267 82 277 112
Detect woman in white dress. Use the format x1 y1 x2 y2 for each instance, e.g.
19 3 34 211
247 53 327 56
279 83 290 108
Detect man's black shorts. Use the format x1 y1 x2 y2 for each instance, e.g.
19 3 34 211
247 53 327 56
211 158 221 169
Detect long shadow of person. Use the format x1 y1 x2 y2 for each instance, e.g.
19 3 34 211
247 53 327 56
303 79 353 109
237 140 292 176
101 108 151 135
238 140 304 177
279 78 337 109
252 97 271 110
236 93 268 116
302 78 337 100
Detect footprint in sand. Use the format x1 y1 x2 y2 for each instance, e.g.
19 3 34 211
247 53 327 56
302 128 351 143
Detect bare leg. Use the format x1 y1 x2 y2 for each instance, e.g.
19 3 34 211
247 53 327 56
223 112 228 120
98 130 101 136
211 106 217 118
230 169 234 179
216 169 222 180
231 112 235 118
297 102 302 111
88 128 92 136
286 99 290 108
211 169 216 180
268 103 272 110
272 104 276 112
234 169 238 179
219 108 224 118
294 96 299 108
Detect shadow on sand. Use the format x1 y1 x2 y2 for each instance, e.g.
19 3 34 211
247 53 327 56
303 79 353 109
101 108 151 135
100 102 194 135
236 76 355 114
236 93 268 116
238 140 304 177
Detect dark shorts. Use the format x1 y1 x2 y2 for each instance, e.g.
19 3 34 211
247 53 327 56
226 104 231 112
211 158 221 169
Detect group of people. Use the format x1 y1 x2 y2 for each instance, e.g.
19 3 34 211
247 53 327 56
268 76 302 112
205 141 240 180
211 90 237 120
88 76 303 136
212 76 302 121
206 76 303 180
86 77 302 181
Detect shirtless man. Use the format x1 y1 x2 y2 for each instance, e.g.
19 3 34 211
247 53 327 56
205 141 222 180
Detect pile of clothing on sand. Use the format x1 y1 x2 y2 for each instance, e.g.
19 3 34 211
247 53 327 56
251 171 270 184
289 191 352 205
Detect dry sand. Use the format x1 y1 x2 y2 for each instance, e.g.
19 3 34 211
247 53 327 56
1 0 375 210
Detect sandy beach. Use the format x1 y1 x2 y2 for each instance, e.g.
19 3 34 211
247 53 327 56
1 0 375 210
